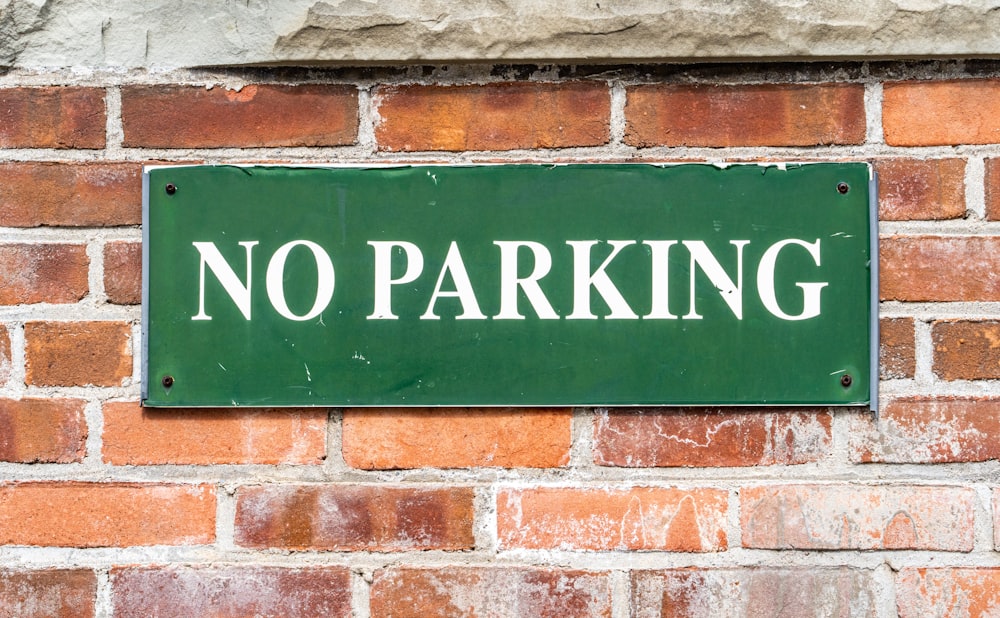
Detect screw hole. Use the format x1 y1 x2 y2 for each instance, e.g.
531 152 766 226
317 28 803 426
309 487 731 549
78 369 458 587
161 375 174 388
836 182 849 195
840 374 853 388
165 183 177 195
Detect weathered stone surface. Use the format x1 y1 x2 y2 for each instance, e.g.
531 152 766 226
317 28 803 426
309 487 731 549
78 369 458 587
2 0 1000 68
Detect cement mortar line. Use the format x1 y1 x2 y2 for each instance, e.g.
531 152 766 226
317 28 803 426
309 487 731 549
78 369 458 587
6 143 1000 164
2 59 999 87
878 302 1000 319
0 462 998 485
2 546 999 572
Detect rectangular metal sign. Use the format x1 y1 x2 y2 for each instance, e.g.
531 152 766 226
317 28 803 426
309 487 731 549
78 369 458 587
143 163 875 408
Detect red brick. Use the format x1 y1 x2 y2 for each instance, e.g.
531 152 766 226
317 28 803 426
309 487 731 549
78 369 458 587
880 236 1000 301
25 321 131 387
343 407 570 469
111 566 350 618
0 87 105 149
593 408 831 468
371 567 612 618
624 83 865 147
0 324 8 384
875 158 966 220
741 484 974 550
881 317 916 379
0 482 214 547
986 158 1000 220
0 398 86 463
0 244 89 305
933 320 1000 380
102 401 326 465
103 241 141 305
632 568 877 618
897 568 1000 617
497 486 727 551
235 484 474 551
884 80 1000 146
0 569 96 618
0 163 141 227
121 84 358 148
375 82 610 151
850 397 1000 464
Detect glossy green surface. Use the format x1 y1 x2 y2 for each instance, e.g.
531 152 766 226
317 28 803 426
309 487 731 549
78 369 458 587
143 164 872 407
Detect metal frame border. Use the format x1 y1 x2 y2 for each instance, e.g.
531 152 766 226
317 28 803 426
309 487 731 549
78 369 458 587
869 170 880 417
141 169 150 403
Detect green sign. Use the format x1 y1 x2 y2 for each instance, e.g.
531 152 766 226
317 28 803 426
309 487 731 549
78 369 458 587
143 164 876 408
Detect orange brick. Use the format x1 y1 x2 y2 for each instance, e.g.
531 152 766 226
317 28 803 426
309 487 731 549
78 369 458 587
0 163 141 227
850 397 1000 464
875 159 966 220
593 408 831 467
0 244 89 305
342 407 570 469
741 484 974 550
375 82 610 151
933 320 1000 380
371 567 612 618
102 401 326 465
235 484 474 551
632 568 877 617
0 324 8 385
0 569 95 618
112 566 351 618
880 236 1000 301
986 158 1000 220
497 486 728 551
103 242 141 305
0 398 86 463
25 321 132 387
0 87 105 149
624 83 865 147
881 317 915 379
0 482 215 547
122 84 358 148
884 79 1000 146
897 568 1000 617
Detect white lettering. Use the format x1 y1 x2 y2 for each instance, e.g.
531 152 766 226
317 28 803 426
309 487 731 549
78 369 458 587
265 240 335 321
494 241 558 319
643 240 679 319
757 238 828 320
421 242 487 320
368 241 424 319
566 240 638 319
683 240 749 320
192 241 258 320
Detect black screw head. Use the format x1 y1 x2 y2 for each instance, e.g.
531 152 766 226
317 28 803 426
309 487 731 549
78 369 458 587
840 374 853 388
836 182 850 195
161 375 174 388
165 183 177 195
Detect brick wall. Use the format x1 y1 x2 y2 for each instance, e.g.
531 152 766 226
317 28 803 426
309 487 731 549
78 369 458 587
1 61 998 616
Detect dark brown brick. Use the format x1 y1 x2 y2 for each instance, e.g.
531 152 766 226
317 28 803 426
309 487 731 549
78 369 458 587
0 87 105 149
625 83 865 147
235 484 475 551
122 84 358 148
0 162 141 227
375 82 610 151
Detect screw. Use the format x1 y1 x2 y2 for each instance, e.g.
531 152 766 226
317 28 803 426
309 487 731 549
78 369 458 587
165 183 177 195
161 375 174 388
840 374 853 388
836 182 850 195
